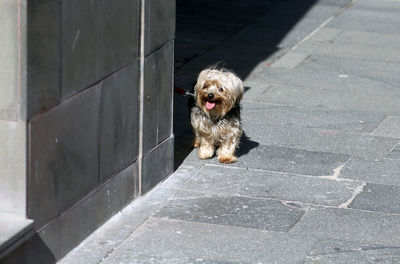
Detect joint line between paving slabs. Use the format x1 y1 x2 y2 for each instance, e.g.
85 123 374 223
384 140 400 157
96 217 150 264
288 207 309 233
178 163 207 186
338 182 366 209
370 116 391 136
318 158 351 181
203 162 362 183
291 0 359 51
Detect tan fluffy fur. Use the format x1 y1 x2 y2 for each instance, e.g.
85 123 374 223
191 67 244 163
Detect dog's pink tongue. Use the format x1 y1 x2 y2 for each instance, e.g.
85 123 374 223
206 101 216 110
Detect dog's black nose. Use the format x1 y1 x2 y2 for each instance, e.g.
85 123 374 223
207 93 214 99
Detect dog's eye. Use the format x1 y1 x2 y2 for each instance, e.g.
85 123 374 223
219 86 224 91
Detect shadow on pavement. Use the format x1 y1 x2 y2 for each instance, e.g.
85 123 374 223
174 0 318 168
237 132 260 158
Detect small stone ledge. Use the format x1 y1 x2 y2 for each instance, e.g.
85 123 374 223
0 214 34 260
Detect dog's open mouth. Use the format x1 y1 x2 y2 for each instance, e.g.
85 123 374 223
206 101 216 110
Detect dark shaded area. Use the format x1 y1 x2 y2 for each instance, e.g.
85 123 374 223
174 0 320 77
174 0 319 167
0 235 56 264
237 132 260 158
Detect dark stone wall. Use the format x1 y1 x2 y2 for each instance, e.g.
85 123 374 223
2 0 176 261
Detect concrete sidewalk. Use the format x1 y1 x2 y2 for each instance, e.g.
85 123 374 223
60 0 400 263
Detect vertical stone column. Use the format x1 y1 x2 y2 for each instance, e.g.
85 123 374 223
0 0 27 217
141 0 176 194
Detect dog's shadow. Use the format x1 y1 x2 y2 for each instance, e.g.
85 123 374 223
174 130 258 169
237 131 259 157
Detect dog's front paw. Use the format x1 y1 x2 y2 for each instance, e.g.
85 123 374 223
218 155 237 164
198 145 215 159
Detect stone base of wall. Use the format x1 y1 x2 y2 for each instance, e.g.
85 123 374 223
1 136 174 264
2 161 138 263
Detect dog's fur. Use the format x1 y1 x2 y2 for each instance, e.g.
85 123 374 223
191 67 244 163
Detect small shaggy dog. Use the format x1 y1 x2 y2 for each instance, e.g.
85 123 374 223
191 67 244 163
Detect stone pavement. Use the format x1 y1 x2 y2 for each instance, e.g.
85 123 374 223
59 0 400 263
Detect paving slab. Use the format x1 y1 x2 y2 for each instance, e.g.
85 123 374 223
250 68 400 115
296 40 400 63
336 0 400 24
334 30 400 49
340 157 400 186
174 165 361 207
185 144 350 176
271 52 310 69
100 218 317 264
300 54 400 86
257 82 400 116
326 16 400 35
388 144 400 159
241 81 272 102
356 0 400 11
305 239 400 264
242 102 386 134
290 208 400 246
348 183 400 214
372 116 400 138
241 123 397 159
154 196 305 232
158 161 203 189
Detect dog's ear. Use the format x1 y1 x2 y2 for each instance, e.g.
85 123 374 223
230 73 244 105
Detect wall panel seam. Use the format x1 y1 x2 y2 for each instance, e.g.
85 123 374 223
137 0 146 196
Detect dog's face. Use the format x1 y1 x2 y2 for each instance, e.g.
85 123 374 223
194 69 243 118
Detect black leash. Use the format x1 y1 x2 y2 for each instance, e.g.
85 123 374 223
174 85 194 97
